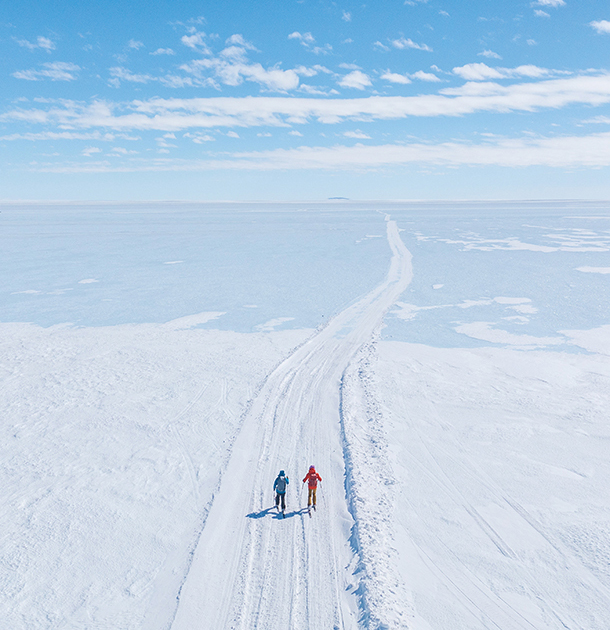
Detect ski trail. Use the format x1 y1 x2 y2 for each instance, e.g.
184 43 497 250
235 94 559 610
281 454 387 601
169 217 412 630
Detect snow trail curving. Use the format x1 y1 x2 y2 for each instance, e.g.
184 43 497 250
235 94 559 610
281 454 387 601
168 217 412 630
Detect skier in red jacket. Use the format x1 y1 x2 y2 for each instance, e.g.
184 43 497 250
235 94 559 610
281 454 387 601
302 465 322 509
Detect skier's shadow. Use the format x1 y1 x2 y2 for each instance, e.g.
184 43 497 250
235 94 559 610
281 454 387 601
245 507 276 519
245 507 310 520
273 507 311 520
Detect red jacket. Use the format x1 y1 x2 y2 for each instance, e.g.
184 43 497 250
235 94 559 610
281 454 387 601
303 469 322 489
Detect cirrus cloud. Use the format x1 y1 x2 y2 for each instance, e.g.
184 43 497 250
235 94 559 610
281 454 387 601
16 36 56 52
151 48 175 56
29 130 610 174
452 62 568 81
12 62 80 82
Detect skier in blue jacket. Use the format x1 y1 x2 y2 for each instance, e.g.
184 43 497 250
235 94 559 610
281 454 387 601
273 470 289 511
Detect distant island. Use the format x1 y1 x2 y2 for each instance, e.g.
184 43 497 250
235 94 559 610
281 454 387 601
328 197 350 200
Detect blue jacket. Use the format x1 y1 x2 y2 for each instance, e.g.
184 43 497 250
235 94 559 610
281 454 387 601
273 475 289 494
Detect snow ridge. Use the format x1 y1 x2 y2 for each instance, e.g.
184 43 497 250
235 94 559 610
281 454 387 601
340 336 415 629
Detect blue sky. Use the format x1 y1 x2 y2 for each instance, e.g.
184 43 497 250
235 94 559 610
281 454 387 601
1 0 610 201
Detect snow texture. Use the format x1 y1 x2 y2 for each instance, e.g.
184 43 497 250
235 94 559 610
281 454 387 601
2 200 610 629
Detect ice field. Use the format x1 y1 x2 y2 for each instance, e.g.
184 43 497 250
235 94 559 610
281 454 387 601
2 200 610 629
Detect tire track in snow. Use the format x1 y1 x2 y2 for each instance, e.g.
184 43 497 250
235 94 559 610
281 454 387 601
169 216 412 630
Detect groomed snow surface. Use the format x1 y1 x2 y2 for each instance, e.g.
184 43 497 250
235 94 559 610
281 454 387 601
2 201 610 629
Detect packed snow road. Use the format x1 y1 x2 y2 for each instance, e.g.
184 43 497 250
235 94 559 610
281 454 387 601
165 217 412 630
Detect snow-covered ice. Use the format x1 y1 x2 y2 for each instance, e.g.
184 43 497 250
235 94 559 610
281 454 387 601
2 200 610 629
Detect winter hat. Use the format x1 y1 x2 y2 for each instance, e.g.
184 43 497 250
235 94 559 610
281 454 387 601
309 465 315 471
279 470 285 476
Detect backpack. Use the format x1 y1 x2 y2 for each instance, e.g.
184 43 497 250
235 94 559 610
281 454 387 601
275 475 288 494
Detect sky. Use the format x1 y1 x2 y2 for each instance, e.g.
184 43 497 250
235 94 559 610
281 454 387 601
1 0 610 201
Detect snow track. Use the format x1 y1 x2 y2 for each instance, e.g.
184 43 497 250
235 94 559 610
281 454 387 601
168 217 412 630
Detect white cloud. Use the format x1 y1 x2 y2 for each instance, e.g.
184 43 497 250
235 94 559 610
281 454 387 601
439 10 449 17
31 130 610 173
181 57 300 91
82 146 102 156
452 64 504 80
6 73 610 132
452 62 565 81
381 69 442 85
111 36 304 92
582 115 610 124
411 70 440 82
527 39 538 46
299 84 337 96
195 131 610 170
342 11 352 22
293 65 319 77
151 48 175 56
109 67 155 86
225 34 257 50
339 63 361 70
288 31 315 44
16 36 56 52
287 32 331 55
156 135 176 148
181 32 211 53
184 132 215 143
373 41 390 52
219 45 249 61
160 75 195 88
127 39 144 50
109 147 138 155
590 20 610 34
534 9 550 17
343 130 371 139
531 0 565 6
289 130 303 136
381 72 412 85
0 131 123 141
391 37 432 52
312 45 332 55
227 130 240 138
13 62 80 82
257 132 272 137
478 49 502 59
339 70 372 90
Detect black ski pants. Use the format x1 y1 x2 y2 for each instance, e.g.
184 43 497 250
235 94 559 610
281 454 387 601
275 492 286 510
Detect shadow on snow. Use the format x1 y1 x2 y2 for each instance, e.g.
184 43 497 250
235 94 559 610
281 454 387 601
245 507 311 520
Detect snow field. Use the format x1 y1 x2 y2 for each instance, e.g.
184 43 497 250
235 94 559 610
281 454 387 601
0 321 309 628
374 341 610 629
3 201 610 629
